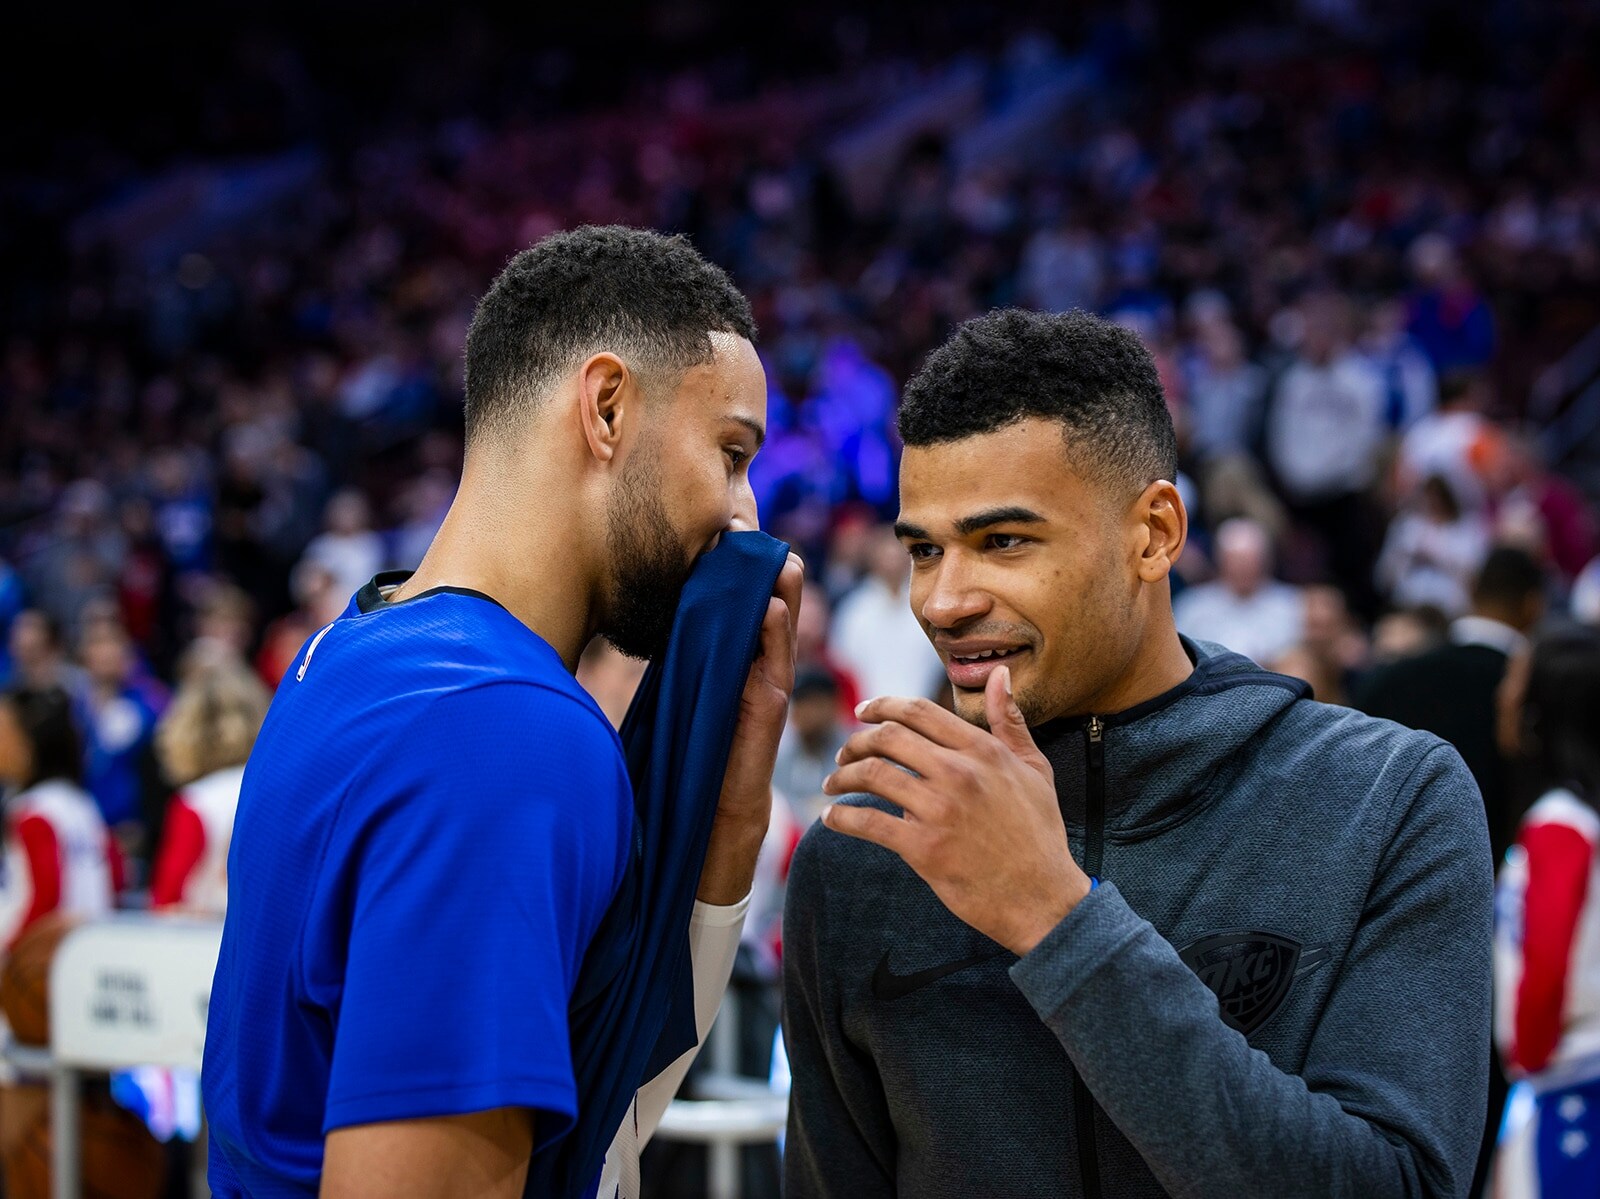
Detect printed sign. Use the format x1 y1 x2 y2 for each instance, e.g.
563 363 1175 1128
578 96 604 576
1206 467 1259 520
49 916 223 1071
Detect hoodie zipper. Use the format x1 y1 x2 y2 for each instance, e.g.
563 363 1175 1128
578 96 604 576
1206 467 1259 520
1073 715 1106 1199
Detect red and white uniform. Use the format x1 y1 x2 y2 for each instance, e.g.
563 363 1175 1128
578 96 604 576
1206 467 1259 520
1494 789 1600 1195
150 765 245 914
1497 789 1600 1074
0 779 116 950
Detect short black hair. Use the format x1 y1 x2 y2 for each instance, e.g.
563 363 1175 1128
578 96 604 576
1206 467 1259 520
793 668 839 703
1473 545 1545 610
463 225 757 442
898 309 1177 494
1 686 83 789
1522 625 1600 805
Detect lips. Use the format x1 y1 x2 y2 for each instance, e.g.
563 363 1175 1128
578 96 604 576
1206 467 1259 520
942 645 1029 690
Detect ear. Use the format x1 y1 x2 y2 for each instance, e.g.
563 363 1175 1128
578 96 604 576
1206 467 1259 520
575 352 633 465
1130 479 1187 583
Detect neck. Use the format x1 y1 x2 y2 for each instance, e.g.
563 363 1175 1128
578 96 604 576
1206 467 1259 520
1468 606 1519 633
1079 615 1194 719
390 447 599 671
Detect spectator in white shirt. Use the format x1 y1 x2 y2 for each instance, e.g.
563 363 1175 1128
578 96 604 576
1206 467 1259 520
1375 474 1491 617
1397 371 1496 513
302 489 386 605
1175 518 1304 665
1265 292 1388 614
831 525 945 702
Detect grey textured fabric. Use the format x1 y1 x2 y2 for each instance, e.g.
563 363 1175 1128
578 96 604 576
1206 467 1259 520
782 638 1492 1199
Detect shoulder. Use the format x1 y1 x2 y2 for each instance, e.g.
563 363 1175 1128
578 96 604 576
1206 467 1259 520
11 780 97 819
1523 789 1600 844
1263 697 1476 819
331 679 632 896
389 679 626 800
789 794 902 896
1273 697 1454 771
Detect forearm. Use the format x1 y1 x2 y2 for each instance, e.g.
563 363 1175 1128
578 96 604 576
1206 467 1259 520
696 814 767 905
1011 884 1438 1199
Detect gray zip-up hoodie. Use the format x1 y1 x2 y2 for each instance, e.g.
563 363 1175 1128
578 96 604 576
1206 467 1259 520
783 639 1491 1199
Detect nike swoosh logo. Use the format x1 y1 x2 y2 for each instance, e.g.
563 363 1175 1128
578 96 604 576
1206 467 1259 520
1295 947 1331 978
872 949 1010 1002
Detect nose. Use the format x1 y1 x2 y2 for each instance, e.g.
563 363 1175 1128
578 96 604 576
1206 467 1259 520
728 478 759 533
918 551 992 631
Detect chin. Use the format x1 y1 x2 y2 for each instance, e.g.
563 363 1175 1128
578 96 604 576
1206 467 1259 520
952 693 990 729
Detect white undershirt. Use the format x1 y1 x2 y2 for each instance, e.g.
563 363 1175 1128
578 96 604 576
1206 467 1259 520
595 893 750 1199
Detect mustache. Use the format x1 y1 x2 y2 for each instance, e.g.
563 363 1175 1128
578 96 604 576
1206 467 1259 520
930 620 1038 649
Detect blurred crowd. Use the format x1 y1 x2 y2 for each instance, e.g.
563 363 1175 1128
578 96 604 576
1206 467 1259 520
3 1 1600 1189
6 0 1598 869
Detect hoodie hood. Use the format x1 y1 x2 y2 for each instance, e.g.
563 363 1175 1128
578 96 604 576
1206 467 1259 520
1034 637 1310 838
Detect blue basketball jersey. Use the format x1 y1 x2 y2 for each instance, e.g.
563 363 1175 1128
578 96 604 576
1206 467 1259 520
202 578 631 1197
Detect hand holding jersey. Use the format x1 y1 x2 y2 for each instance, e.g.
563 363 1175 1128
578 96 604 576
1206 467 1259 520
698 549 803 905
823 667 1088 956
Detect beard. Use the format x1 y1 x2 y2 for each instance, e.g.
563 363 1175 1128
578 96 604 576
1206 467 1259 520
600 445 698 661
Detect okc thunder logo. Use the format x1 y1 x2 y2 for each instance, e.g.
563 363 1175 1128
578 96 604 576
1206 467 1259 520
1178 930 1327 1036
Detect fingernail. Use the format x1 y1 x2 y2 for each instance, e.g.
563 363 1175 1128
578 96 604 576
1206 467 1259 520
821 804 834 825
1001 666 1012 698
855 700 871 718
834 747 843 764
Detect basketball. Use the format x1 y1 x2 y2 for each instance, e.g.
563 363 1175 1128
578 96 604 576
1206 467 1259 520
0 914 81 1047
2 1088 166 1199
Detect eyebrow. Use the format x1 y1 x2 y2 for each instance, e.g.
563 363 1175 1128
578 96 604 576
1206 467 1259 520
726 415 766 449
894 506 1047 541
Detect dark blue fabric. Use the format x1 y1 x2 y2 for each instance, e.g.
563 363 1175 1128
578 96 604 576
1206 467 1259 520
528 530 791 1199
1535 1073 1600 1196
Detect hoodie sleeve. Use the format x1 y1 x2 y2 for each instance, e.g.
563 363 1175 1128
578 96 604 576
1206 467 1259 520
1008 743 1491 1199
782 826 898 1199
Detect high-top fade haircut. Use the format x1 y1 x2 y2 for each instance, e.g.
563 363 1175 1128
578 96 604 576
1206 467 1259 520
463 225 757 443
899 309 1177 496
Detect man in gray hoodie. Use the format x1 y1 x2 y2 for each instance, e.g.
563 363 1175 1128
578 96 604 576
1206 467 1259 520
782 309 1491 1199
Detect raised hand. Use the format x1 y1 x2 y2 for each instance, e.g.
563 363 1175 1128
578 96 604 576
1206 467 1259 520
696 550 803 904
821 664 1091 956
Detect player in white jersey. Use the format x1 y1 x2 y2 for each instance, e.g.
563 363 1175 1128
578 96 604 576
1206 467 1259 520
0 687 116 948
1495 629 1600 1197
149 652 270 914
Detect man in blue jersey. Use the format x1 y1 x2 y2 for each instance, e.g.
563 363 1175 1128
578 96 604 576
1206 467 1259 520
203 225 802 1198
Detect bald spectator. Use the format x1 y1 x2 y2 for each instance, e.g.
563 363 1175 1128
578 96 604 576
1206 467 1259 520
1173 518 1304 665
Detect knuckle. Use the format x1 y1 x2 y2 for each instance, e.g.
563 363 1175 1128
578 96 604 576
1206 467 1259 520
858 758 890 791
878 720 910 754
946 756 978 789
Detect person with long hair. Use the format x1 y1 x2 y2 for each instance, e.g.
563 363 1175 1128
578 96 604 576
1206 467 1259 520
0 686 116 950
148 650 270 914
1494 627 1600 1195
